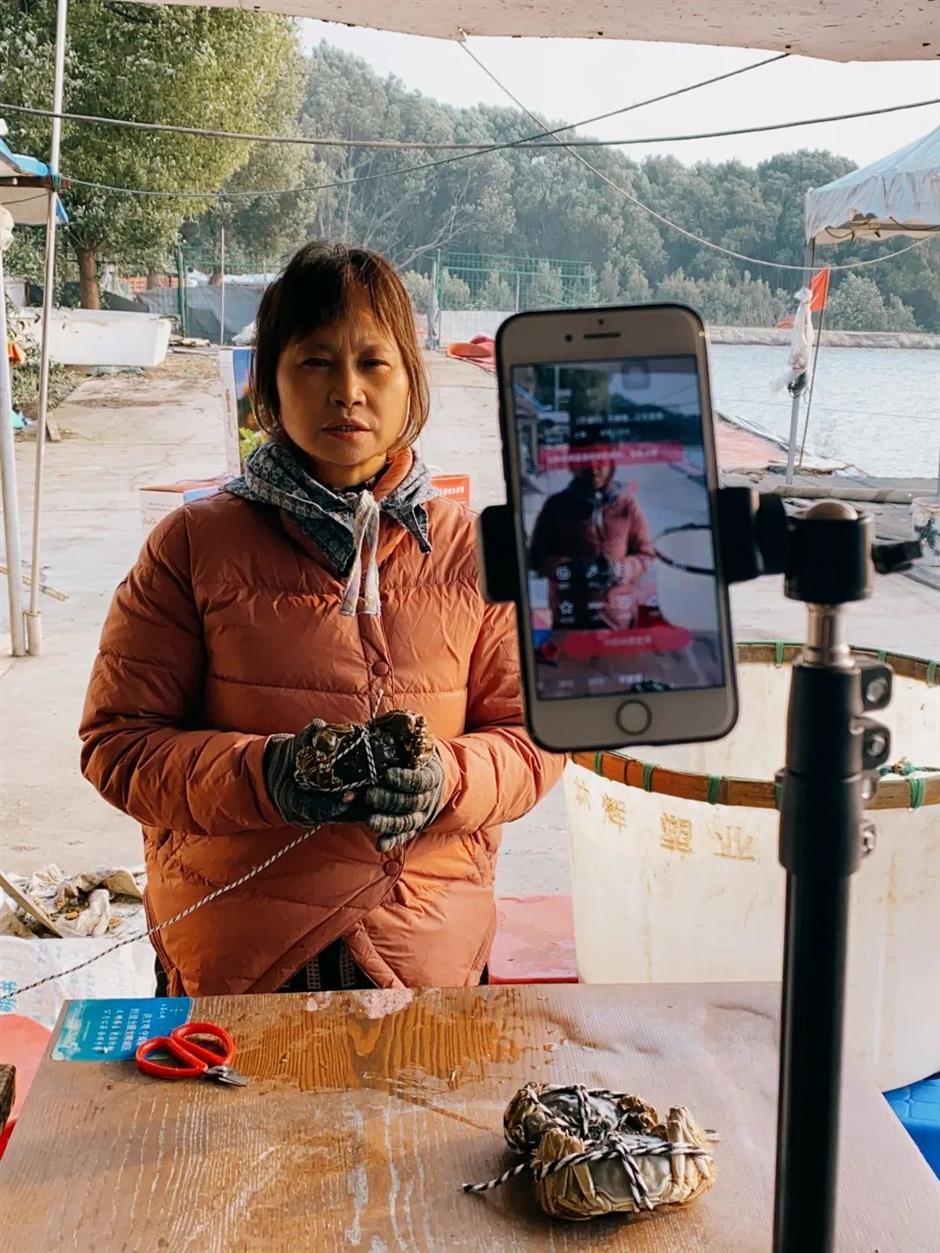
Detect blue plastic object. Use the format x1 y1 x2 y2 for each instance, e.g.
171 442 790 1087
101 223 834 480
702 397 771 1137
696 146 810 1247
884 1076 940 1179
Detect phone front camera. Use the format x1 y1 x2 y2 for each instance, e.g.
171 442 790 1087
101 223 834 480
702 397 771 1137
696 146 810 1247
564 333 573 342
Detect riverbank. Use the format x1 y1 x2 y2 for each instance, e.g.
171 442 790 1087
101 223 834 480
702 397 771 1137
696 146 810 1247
435 310 940 351
708 326 940 349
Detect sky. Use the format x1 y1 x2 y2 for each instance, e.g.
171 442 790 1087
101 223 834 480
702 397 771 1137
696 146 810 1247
302 21 940 168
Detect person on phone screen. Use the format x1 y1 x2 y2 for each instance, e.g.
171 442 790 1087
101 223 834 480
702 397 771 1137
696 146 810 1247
529 461 654 631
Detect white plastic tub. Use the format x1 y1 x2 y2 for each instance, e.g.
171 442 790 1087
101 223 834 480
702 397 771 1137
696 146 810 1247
21 307 171 367
566 643 940 1090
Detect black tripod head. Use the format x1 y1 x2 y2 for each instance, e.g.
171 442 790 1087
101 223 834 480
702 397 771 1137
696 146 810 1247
711 488 920 604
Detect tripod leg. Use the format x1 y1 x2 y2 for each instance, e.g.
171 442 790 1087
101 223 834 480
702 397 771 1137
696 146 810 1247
774 872 851 1253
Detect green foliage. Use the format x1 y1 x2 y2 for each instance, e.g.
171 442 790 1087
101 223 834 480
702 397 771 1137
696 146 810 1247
476 271 515 310
440 269 472 310
401 269 431 310
180 38 313 270
3 287 75 415
826 274 920 333
527 260 565 309
303 43 515 269
0 0 307 301
293 46 930 331
598 258 653 304
656 268 787 326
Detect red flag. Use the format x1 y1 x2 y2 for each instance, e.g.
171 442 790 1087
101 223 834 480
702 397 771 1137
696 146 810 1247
778 267 831 327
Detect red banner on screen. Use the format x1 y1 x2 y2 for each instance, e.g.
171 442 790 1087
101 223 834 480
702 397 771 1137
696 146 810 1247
539 442 683 472
560 624 692 660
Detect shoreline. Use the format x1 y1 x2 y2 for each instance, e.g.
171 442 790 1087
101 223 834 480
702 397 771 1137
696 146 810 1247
432 311 940 351
708 326 940 350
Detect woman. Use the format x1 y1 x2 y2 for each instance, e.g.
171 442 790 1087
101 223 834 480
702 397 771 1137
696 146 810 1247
529 461 654 631
80 242 562 996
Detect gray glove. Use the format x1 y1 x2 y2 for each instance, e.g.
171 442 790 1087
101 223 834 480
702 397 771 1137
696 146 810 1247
264 720 357 827
361 753 447 852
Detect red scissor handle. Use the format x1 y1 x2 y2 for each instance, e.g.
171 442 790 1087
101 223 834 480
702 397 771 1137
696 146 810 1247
171 1021 236 1067
135 1021 236 1080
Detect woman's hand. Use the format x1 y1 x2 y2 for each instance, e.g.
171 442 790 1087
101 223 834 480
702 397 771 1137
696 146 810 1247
361 752 447 852
263 720 358 827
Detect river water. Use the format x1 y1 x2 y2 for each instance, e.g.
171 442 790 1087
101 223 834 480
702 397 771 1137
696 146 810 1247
709 343 940 480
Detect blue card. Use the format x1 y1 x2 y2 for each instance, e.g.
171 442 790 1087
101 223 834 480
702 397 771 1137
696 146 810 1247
52 998 193 1062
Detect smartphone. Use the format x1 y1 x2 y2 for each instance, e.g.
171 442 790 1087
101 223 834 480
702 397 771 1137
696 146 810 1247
496 303 737 751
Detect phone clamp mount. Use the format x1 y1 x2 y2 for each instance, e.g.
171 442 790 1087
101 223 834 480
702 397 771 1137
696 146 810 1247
479 489 920 1253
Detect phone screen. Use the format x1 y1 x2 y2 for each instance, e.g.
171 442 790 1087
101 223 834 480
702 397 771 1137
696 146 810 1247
510 354 725 701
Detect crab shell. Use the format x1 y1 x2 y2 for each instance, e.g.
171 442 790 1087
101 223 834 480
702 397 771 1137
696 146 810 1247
294 710 434 792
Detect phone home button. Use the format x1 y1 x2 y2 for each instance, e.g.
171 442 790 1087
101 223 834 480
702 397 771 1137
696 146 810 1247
616 700 652 736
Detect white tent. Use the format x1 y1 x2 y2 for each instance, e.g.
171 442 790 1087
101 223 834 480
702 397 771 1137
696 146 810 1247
785 123 940 487
0 136 68 656
148 0 939 62
805 125 940 246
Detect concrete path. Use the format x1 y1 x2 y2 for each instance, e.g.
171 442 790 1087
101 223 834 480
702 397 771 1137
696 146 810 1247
2 350 937 901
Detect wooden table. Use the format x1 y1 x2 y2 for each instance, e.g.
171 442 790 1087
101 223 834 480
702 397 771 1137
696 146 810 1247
0 984 937 1250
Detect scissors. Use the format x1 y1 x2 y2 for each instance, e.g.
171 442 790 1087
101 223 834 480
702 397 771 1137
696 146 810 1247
135 1021 248 1087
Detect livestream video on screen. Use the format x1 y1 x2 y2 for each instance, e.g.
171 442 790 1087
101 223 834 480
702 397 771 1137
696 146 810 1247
512 355 725 701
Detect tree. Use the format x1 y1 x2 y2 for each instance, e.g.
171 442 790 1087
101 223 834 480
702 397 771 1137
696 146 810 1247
180 42 316 277
656 268 787 326
440 269 472 309
401 269 431 310
290 49 932 330
303 44 515 268
526 260 564 309
598 258 652 304
0 1 307 306
476 271 515 309
826 273 919 332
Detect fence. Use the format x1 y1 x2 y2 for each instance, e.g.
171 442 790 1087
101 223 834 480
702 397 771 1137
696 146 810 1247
434 250 596 311
11 242 597 343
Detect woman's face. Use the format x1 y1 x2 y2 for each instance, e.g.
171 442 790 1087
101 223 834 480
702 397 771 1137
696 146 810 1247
275 291 411 489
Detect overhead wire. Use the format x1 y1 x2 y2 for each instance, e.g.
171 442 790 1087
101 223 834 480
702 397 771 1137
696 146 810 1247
1 93 936 150
17 52 792 201
456 37 937 275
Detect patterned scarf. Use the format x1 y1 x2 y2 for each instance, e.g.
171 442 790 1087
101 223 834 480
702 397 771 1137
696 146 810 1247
226 440 437 615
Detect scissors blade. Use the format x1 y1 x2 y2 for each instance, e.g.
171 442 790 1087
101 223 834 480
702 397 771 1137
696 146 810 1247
204 1064 248 1087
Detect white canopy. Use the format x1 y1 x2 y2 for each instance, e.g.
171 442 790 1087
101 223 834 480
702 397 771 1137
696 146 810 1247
147 0 939 62
804 125 940 245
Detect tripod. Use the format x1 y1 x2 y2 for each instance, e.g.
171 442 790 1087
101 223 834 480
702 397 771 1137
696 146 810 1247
745 496 917 1252
480 489 920 1253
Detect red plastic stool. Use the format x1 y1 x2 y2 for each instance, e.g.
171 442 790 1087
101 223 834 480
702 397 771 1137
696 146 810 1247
0 1014 52 1160
489 895 579 985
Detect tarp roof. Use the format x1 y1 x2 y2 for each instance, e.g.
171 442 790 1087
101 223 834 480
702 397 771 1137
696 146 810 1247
804 125 940 245
145 0 940 62
0 136 68 226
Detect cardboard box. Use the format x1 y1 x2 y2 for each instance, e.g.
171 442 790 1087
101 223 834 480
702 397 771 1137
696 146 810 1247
139 477 232 533
431 474 470 507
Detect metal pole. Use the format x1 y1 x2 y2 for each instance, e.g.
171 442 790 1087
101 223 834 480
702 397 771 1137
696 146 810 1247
0 244 26 655
797 290 827 469
772 501 892 1252
785 241 815 485
176 243 187 338
218 225 226 347
26 0 68 656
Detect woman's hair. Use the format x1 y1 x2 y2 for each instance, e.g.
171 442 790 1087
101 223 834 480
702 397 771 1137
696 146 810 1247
251 241 430 447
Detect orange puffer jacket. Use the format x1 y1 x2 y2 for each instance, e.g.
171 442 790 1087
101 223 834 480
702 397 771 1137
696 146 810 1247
80 451 562 995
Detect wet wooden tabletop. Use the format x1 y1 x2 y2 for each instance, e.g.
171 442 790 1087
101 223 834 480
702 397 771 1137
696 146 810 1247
0 983 937 1251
